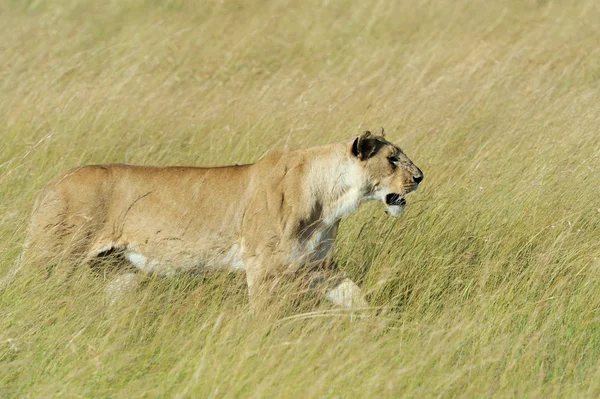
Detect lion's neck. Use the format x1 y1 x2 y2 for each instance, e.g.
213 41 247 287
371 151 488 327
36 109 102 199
304 144 366 225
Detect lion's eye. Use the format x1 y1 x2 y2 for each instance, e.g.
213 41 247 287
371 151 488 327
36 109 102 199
388 156 399 168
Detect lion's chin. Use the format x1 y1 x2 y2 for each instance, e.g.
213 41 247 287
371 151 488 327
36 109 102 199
385 204 405 216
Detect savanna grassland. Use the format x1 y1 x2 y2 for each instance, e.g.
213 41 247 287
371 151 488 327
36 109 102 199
1 0 600 397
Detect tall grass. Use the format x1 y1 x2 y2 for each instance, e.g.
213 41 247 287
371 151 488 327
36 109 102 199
1 0 600 397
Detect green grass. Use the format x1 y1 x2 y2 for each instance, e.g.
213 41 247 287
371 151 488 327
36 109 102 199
1 0 600 397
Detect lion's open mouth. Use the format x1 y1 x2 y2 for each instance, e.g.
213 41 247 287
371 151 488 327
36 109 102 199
385 193 406 207
384 193 406 216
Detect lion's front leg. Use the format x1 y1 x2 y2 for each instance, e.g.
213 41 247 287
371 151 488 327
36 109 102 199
307 222 369 309
245 258 369 312
324 277 369 309
244 252 296 311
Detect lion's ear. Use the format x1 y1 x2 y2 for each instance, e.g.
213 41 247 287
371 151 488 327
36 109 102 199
352 131 382 160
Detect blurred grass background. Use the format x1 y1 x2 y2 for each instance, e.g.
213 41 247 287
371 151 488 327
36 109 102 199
1 0 600 397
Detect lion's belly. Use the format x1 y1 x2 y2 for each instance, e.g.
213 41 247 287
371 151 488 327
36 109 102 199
123 241 245 276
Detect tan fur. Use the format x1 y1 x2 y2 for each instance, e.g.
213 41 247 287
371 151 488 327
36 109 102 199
23 131 423 308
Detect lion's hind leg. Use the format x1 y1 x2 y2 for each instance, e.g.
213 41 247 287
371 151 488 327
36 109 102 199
81 242 143 306
20 191 115 289
105 272 141 306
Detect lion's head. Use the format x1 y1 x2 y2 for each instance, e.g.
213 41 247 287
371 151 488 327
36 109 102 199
351 128 423 216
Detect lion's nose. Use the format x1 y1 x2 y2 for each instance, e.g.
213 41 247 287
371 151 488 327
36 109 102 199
413 169 424 184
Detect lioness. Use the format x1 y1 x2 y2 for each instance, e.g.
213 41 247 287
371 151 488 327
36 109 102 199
23 129 423 308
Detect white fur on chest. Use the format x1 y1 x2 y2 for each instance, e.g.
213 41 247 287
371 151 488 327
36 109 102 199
325 186 361 224
324 161 364 224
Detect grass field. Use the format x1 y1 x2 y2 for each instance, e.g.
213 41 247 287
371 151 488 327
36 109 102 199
1 0 600 397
